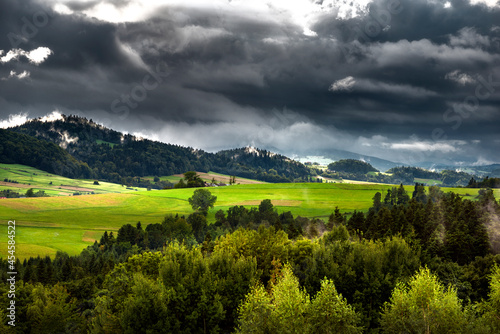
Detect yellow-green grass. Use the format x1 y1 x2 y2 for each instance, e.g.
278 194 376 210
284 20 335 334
0 183 498 259
0 163 147 196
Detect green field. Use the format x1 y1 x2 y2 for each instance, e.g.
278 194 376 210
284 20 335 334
0 163 147 196
1 179 498 259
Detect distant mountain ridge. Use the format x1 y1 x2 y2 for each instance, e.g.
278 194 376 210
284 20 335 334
6 115 309 183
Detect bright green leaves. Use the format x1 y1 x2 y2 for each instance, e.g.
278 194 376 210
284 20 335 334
477 265 500 333
381 267 467 334
237 264 361 334
188 188 217 216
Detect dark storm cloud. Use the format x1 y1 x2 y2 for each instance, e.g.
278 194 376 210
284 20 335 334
0 0 154 115
0 0 499 164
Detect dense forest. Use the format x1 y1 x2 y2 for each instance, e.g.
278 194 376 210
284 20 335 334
7 116 309 184
0 129 92 179
2 185 500 333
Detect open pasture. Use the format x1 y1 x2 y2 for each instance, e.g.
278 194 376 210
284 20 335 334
0 181 497 259
0 163 146 196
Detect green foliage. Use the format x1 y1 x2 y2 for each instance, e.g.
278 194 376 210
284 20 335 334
468 177 500 188
323 224 350 243
214 227 290 284
387 166 439 182
188 189 217 215
308 278 362 334
120 274 170 333
0 128 92 179
237 264 361 334
27 283 82 333
413 183 428 203
235 282 274 333
387 167 474 187
328 159 379 174
477 265 500 332
1 184 500 333
187 212 208 242
381 267 467 334
182 171 205 188
214 147 309 183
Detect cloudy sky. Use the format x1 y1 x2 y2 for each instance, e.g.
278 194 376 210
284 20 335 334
0 0 499 165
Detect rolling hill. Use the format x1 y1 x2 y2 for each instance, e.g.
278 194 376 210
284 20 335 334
6 115 309 183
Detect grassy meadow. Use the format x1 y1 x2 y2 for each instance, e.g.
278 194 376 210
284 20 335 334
0 163 147 196
1 177 498 259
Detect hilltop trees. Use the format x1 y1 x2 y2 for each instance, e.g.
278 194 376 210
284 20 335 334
468 176 500 188
328 159 378 174
174 171 206 188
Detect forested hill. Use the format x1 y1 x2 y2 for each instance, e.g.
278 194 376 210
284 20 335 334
328 159 379 174
386 166 472 186
0 128 92 179
6 115 308 183
212 147 309 183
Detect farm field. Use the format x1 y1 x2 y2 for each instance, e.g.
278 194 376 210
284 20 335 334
0 163 147 196
1 181 497 259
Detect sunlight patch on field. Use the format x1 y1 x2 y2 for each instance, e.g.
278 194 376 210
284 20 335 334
234 200 303 206
82 230 105 243
0 242 58 259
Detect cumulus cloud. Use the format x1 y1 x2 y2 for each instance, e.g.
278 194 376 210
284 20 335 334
2 71 30 80
329 76 356 92
0 110 65 129
469 0 500 8
39 110 64 123
449 27 491 48
445 70 476 85
0 112 29 129
0 47 53 65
